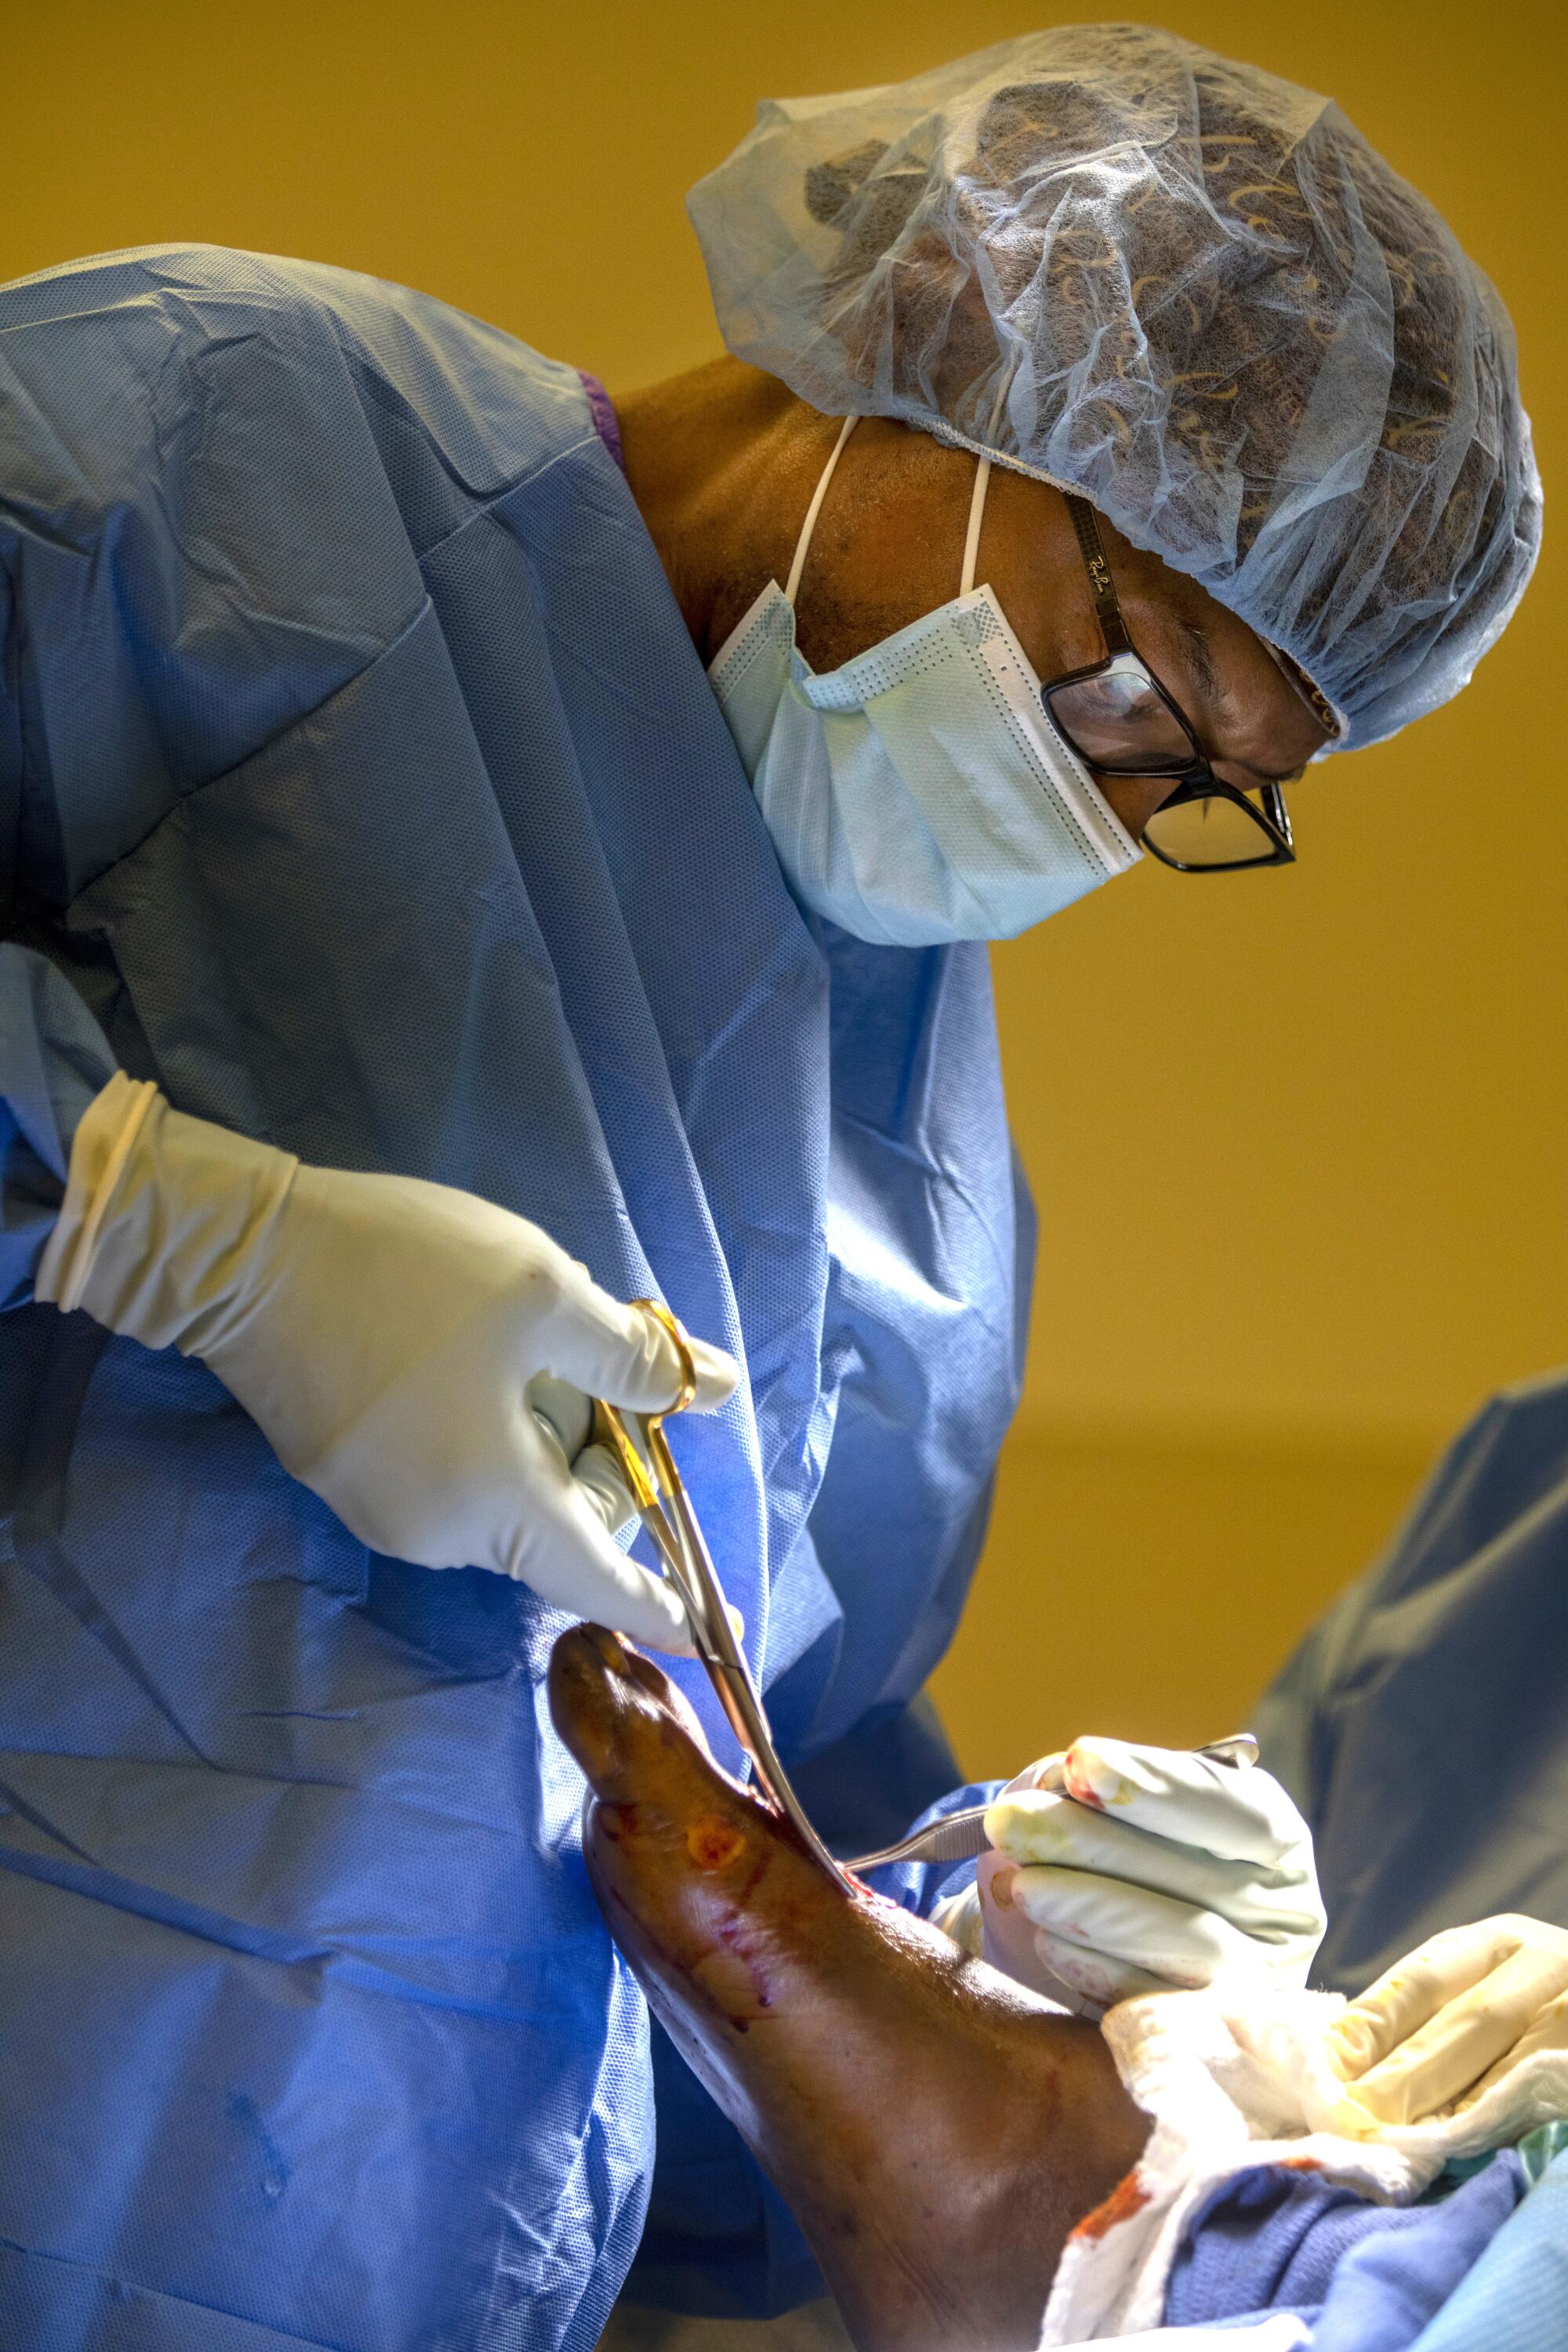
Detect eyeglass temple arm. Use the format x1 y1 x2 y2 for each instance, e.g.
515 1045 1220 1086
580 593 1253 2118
1064 494 1135 660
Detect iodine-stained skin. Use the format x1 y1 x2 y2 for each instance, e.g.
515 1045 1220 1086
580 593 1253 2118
548 1626 1151 2352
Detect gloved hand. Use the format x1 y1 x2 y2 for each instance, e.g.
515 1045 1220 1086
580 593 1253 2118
935 1735 1324 2016
1326 1915 1568 2126
37 1074 739 1650
525 1372 646 1546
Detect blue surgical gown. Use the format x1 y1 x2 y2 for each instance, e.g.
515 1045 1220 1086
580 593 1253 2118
0 247 1031 2351
1258 1368 1568 1994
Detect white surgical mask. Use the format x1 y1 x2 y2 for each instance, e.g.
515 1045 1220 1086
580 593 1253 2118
708 416 1140 947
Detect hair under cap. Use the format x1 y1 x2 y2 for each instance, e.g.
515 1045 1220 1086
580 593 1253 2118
688 24 1541 750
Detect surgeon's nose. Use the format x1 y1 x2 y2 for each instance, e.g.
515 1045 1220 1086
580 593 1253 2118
1092 771 1180 844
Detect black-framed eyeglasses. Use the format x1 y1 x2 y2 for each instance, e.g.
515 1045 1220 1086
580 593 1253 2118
1041 495 1333 873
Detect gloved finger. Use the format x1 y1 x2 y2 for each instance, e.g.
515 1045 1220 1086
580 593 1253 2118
1029 1737 1310 1868
1003 1861 1258 1987
504 1410 696 1655
985 1788 1322 1938
1327 1921 1526 2078
978 1855 1166 2009
978 1856 1078 1998
1460 1989 1568 2111
539 1272 739 1416
1027 1926 1171 2012
1342 1944 1568 2125
1485 1912 1568 1963
528 1371 594 1460
528 1386 639 1536
528 1382 637 1533
1029 1737 1308 1870
571 1443 639 1537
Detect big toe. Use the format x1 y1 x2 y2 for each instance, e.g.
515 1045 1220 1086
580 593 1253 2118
548 1624 717 1802
550 1624 650 1795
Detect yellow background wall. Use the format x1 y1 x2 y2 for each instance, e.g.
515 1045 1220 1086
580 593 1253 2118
9 0 1564 1777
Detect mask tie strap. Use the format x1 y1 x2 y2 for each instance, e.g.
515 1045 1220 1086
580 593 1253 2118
960 372 1012 597
960 454 993 597
784 415 859 608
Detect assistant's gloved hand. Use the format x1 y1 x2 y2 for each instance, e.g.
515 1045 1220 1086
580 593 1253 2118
37 1074 739 1650
935 1735 1324 2016
1325 1915 1568 2127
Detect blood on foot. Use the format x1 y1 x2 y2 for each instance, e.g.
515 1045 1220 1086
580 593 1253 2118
691 1946 773 2027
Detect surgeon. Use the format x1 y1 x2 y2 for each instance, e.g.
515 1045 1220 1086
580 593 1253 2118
0 24 1539 2352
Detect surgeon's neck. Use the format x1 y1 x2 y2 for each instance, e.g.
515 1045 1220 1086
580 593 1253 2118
618 359 1048 681
615 360 822 663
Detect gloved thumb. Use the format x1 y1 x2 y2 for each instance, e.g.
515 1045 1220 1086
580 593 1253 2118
528 1379 636 1532
506 1409 696 1655
541 1275 739 1417
572 1442 639 1538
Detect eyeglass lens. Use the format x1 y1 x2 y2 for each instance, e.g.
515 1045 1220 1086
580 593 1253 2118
1045 666 1196 773
1142 789 1280 869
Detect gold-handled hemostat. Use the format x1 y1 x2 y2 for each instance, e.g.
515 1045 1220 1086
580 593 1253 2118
592 1301 848 1882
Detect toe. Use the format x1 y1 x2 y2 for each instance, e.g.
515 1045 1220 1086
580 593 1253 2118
548 1624 642 1794
549 1624 727 1810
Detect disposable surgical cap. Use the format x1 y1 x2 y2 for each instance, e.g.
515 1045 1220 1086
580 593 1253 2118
689 25 1541 750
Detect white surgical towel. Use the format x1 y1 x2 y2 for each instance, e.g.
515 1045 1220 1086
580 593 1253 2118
1040 1984 1568 2344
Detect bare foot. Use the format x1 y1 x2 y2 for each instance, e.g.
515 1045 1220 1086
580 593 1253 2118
550 1627 1149 2352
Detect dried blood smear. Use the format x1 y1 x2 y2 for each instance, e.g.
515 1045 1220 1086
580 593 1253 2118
1071 2168 1151 2242
691 1947 771 2027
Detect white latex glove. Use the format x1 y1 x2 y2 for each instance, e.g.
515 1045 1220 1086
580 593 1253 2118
526 1372 644 1544
1325 1915 1568 2126
37 1074 739 1651
935 1735 1324 2016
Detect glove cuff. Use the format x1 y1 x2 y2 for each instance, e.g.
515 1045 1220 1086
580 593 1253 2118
38 1073 300 1356
38 1073 161 1312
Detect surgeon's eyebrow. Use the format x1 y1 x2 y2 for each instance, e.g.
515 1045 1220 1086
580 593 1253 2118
1174 615 1305 788
1175 615 1220 704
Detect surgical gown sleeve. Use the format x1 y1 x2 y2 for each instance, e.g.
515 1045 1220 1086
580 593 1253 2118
0 942 117 1305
